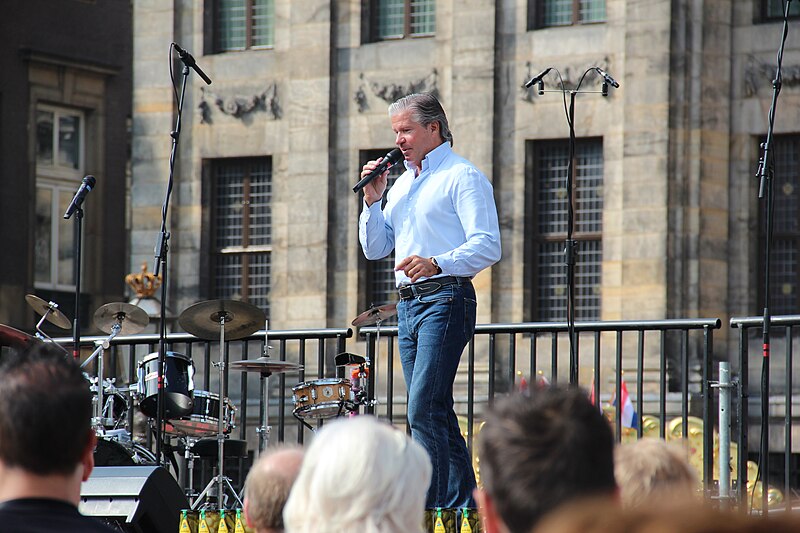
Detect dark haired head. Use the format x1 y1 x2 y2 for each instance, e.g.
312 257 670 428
478 386 617 533
0 342 93 475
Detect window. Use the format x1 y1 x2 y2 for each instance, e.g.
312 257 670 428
761 134 800 315
368 0 435 41
360 149 406 323
528 0 605 29
212 158 272 316
526 139 603 321
762 0 800 21
215 0 275 52
34 105 85 291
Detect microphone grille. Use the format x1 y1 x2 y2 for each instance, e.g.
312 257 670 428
84 175 97 187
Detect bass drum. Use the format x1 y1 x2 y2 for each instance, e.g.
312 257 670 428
94 436 157 467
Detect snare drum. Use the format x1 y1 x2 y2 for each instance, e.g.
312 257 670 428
165 390 236 437
137 351 194 419
292 378 352 419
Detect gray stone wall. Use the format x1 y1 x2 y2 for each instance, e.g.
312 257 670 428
129 0 800 365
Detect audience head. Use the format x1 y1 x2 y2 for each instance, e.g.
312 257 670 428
533 498 800 533
614 437 698 508
0 341 94 476
283 416 431 533
243 445 304 533
476 386 617 533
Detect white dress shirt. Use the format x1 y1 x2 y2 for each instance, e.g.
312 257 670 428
359 142 501 287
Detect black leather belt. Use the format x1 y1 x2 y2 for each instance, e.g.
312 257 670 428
398 276 471 301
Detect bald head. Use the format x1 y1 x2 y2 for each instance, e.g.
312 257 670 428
244 446 304 533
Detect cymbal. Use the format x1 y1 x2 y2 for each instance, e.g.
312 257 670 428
93 302 149 335
230 357 303 374
25 294 71 330
179 299 264 341
351 303 397 327
0 324 38 349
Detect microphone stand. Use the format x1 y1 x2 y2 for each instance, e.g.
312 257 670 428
753 0 792 514
153 44 203 466
527 67 617 385
71 207 84 360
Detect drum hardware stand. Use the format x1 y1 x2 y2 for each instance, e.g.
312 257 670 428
180 436 200 504
85 303 147 431
191 311 242 510
256 323 272 454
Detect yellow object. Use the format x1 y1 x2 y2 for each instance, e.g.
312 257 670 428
218 509 229 533
199 510 210 533
234 509 247 533
179 510 193 533
460 509 473 533
434 509 446 533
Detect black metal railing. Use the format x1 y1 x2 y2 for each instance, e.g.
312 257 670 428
65 317 799 506
360 318 721 492
730 314 800 512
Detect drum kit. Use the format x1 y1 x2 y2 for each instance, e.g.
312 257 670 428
3 294 398 508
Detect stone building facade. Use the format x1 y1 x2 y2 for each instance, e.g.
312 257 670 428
0 0 132 336
130 0 800 366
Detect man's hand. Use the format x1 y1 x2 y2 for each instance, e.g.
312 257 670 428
396 255 439 283
361 158 389 206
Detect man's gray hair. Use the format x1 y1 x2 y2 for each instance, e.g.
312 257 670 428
388 93 453 146
283 416 432 533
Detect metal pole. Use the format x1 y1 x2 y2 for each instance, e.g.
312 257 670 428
718 361 732 508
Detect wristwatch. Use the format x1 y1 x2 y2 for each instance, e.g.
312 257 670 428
430 257 442 275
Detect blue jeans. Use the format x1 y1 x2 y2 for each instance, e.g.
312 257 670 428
397 279 477 509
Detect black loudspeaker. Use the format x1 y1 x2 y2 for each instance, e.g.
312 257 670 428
80 466 189 533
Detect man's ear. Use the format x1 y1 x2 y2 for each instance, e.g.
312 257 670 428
81 431 97 482
243 498 255 529
475 487 504 533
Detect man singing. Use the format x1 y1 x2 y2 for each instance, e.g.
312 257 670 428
358 92 501 508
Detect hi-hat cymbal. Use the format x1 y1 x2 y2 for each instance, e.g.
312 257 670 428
25 294 71 330
351 303 397 327
93 302 149 335
179 299 264 341
230 357 303 374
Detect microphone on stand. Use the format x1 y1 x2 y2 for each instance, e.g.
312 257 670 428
352 148 403 193
63 175 96 219
172 43 212 85
524 67 552 88
594 67 620 88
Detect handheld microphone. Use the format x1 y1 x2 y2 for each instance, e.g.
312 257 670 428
524 68 552 88
594 67 620 88
352 148 403 193
63 175 96 219
173 43 212 85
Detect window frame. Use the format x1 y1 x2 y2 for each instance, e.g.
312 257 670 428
757 134 800 315
34 104 86 292
210 157 273 315
528 0 606 30
213 0 275 53
365 0 436 43
525 138 604 322
759 0 800 23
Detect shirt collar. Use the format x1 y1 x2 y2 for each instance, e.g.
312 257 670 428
404 142 451 176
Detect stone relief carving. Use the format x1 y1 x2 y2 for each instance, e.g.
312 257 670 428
520 58 612 103
354 69 439 113
198 83 281 124
745 55 800 97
